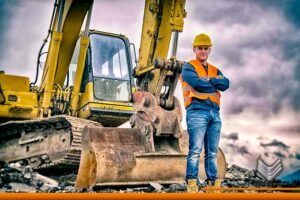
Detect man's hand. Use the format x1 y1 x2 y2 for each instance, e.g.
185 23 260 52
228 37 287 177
216 75 225 79
209 75 230 92
202 77 210 82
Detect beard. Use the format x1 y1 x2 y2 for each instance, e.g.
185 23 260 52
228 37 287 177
197 56 208 62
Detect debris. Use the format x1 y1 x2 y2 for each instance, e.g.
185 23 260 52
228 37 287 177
8 183 37 192
23 166 33 179
0 163 296 193
149 182 164 191
0 162 59 192
35 173 58 187
132 187 150 192
167 183 186 192
126 188 134 192
222 164 285 189
63 186 76 192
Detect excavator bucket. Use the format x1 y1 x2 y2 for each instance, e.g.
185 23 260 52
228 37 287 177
75 127 227 188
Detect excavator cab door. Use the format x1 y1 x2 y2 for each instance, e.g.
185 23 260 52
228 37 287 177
75 32 135 127
89 33 133 102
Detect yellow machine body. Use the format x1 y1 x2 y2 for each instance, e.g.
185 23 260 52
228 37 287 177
0 73 38 121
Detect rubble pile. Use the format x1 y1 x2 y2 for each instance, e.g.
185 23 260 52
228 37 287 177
0 162 293 193
0 162 63 192
222 164 284 188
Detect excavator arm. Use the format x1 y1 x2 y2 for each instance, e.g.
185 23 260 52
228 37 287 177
129 0 187 151
38 0 93 116
76 0 226 188
134 0 186 109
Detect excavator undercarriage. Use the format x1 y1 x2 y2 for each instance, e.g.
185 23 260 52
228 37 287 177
0 116 102 170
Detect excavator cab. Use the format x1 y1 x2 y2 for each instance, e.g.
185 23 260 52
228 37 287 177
74 31 135 127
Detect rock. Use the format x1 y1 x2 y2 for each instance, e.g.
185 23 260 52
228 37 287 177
35 173 58 187
225 173 233 179
39 185 51 192
149 182 164 191
9 162 22 170
23 166 33 180
59 181 72 189
48 186 60 193
8 183 37 192
63 186 75 192
133 187 151 192
23 173 32 179
36 180 44 188
126 188 134 192
168 183 186 192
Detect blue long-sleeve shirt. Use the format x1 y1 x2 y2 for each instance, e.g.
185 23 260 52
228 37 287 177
181 62 230 112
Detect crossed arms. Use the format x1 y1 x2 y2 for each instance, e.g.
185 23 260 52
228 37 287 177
181 63 230 93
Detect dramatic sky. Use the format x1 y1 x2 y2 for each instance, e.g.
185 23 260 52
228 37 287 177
1 0 300 177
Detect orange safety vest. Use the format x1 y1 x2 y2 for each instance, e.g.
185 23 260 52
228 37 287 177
180 59 221 108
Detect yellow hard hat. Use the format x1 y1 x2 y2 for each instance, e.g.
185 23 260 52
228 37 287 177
193 33 212 47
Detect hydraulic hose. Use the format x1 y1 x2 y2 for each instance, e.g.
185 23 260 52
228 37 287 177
30 0 58 87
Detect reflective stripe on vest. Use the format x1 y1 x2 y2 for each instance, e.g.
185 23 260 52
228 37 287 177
180 59 221 108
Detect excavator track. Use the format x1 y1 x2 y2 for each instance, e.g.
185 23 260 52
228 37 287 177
0 115 102 171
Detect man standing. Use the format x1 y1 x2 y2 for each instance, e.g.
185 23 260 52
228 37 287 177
181 33 230 193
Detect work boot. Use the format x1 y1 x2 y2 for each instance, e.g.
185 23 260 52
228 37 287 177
206 180 214 193
206 179 222 193
214 179 222 188
186 179 198 193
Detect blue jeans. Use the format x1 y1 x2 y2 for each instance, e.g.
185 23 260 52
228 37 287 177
185 108 222 183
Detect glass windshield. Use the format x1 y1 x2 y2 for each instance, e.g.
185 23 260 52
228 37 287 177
90 34 131 102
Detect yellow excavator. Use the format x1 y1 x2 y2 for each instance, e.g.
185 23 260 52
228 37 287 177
0 0 226 187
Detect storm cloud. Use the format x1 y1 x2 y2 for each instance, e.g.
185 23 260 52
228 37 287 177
260 139 290 150
222 132 239 141
0 0 20 61
273 151 286 159
295 153 300 160
277 125 300 135
181 0 300 116
0 0 52 77
222 141 249 155
237 145 250 155
254 0 300 28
